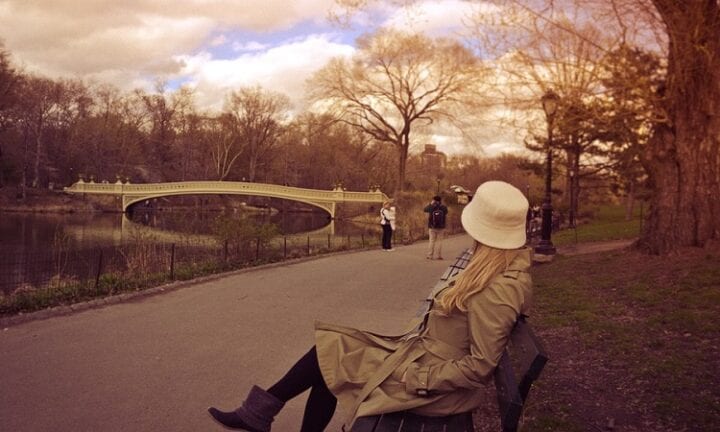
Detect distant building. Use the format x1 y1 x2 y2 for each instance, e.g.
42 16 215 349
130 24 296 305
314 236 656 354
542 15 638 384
420 144 447 172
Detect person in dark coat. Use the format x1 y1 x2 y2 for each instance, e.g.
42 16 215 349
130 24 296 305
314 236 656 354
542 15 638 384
423 195 449 260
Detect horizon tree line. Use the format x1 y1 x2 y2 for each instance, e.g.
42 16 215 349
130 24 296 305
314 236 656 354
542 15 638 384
0 24 660 238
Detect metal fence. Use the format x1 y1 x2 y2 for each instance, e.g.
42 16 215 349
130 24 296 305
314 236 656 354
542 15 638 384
0 222 463 316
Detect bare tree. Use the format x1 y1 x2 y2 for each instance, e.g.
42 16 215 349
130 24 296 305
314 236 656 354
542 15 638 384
14 75 65 194
308 29 486 192
279 112 387 190
137 82 195 181
207 114 242 181
0 42 21 188
48 78 94 185
82 84 139 182
224 86 290 182
163 86 200 181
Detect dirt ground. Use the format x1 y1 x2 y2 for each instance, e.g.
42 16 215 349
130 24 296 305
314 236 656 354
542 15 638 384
473 242 719 432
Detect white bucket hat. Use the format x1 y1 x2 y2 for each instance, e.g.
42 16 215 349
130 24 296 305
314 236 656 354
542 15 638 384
461 181 529 249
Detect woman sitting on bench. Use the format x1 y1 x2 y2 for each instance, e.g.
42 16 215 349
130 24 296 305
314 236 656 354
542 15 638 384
208 180 534 432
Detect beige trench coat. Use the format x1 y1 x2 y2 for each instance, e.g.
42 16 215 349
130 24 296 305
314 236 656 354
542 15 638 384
314 248 533 428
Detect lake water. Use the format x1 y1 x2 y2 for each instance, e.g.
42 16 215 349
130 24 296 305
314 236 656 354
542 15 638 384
0 210 378 294
0 210 371 249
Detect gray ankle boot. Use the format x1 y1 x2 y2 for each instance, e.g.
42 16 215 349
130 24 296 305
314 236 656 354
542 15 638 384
208 385 285 432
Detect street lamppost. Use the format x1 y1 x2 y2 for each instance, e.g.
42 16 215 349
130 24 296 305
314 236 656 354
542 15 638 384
535 90 560 255
568 169 576 228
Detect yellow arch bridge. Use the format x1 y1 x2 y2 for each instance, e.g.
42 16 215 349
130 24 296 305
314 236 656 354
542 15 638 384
63 180 388 218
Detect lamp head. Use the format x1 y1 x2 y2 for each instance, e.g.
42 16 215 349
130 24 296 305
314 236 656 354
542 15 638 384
541 90 560 119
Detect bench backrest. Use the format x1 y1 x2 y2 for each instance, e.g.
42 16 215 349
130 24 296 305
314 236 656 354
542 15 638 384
493 318 548 432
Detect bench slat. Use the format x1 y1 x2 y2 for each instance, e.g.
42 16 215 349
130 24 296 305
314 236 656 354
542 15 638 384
399 413 431 430
352 411 473 432
444 412 475 431
351 416 381 431
374 412 403 432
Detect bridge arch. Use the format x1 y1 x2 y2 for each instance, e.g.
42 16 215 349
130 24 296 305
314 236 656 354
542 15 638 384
123 190 337 216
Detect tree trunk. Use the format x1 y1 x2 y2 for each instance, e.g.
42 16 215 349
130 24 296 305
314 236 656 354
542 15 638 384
32 131 45 188
624 180 635 221
572 150 580 226
563 145 580 227
396 134 410 193
248 155 257 183
0 139 4 188
641 1 720 253
20 122 30 200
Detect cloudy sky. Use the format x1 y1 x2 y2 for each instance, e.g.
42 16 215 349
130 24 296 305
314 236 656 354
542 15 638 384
0 0 528 156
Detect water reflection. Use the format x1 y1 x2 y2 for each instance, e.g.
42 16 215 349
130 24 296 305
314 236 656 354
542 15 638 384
130 209 332 237
0 210 378 294
0 210 376 255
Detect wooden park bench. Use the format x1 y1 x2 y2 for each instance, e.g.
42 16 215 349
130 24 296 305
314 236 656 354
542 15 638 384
349 250 548 432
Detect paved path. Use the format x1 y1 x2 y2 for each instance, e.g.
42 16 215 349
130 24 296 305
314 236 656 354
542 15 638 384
1 235 474 432
1 234 637 432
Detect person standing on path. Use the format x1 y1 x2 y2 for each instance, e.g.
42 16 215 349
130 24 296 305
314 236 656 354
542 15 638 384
380 200 396 251
424 195 448 260
207 180 533 432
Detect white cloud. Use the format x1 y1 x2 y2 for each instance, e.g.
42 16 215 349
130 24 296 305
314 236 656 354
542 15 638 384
232 41 270 52
210 34 228 46
0 0 529 155
177 34 355 110
0 0 337 90
483 140 526 157
382 0 500 37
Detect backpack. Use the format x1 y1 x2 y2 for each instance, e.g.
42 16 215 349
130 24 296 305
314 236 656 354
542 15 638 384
430 207 446 229
380 209 390 224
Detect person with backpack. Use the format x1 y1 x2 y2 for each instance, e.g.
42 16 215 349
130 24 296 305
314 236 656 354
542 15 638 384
424 195 448 260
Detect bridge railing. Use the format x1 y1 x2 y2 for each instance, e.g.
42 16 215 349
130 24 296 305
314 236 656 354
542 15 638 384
64 181 388 203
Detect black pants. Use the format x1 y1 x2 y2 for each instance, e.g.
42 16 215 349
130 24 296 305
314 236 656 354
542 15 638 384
267 346 337 432
382 224 393 249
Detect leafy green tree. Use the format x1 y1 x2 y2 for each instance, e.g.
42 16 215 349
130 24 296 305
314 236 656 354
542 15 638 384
598 46 665 220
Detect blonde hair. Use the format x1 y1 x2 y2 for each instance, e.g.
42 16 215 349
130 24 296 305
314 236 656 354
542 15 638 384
438 243 522 314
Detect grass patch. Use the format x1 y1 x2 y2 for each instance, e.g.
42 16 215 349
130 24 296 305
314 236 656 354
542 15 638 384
553 204 642 246
529 246 720 431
